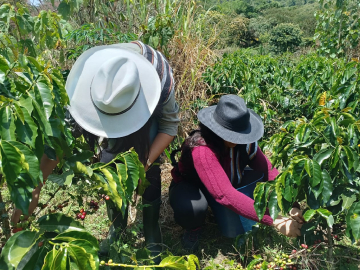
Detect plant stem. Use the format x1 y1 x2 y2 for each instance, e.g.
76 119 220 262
0 178 11 240
327 225 334 270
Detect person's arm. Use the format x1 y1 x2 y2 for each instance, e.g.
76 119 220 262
146 133 174 170
146 90 179 169
192 146 302 237
11 154 59 224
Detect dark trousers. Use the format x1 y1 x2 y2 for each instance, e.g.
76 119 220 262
169 169 264 238
142 158 161 202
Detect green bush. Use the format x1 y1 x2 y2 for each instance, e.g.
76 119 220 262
269 23 303 53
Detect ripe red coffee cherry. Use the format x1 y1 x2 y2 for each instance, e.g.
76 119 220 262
77 213 82 219
80 209 84 213
105 195 110 200
81 215 85 220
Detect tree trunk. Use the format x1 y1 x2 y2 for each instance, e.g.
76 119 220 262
327 226 334 270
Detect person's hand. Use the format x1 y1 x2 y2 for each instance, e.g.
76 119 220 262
289 207 305 224
272 215 302 238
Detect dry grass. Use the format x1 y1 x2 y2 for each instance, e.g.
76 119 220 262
167 26 219 137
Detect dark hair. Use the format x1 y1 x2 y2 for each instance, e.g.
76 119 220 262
185 122 227 159
105 117 152 164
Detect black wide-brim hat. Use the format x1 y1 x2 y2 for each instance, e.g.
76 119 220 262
197 95 264 144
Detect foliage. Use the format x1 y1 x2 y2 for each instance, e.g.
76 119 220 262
205 48 360 258
261 3 318 37
254 105 360 240
0 2 202 269
269 23 303 53
0 4 71 215
0 213 100 270
227 16 255 47
0 3 71 62
314 0 360 58
142 13 174 53
65 23 137 60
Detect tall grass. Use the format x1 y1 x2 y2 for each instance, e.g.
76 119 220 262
122 0 220 136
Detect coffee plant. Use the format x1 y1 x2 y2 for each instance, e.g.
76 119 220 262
204 31 360 268
253 103 360 267
314 0 360 58
0 2 199 269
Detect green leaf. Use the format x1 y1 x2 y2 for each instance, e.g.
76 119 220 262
303 209 316 222
54 231 99 250
72 161 93 176
10 141 41 185
8 173 35 215
17 243 47 270
35 76 54 119
136 248 151 261
347 202 360 240
0 106 16 141
283 173 293 202
342 145 355 171
41 248 58 270
30 96 53 136
38 213 86 233
130 149 149 195
54 248 70 269
13 102 24 124
14 106 38 148
101 168 123 210
275 173 285 212
329 117 338 137
26 56 43 72
268 189 280 221
0 140 26 183
159 256 187 269
331 146 341 169
18 95 33 115
68 242 96 270
0 231 38 268
186 254 200 270
309 160 322 187
321 170 333 204
0 55 10 80
47 170 74 187
0 228 19 269
69 240 98 269
313 148 333 166
317 208 334 228
123 153 140 196
57 1 71 20
254 182 266 220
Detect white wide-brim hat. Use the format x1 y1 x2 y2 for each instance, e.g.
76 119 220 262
65 44 161 138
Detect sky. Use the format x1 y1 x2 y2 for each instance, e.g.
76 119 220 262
28 0 42 6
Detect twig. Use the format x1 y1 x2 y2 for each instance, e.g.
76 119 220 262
34 186 62 216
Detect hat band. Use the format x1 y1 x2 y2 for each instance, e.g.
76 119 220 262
90 86 140 116
213 111 249 132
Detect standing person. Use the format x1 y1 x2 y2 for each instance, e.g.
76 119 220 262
169 95 303 251
11 41 179 262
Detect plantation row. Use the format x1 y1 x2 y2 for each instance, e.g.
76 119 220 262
0 0 359 269
204 50 360 243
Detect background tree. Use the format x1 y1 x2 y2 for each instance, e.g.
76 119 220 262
269 23 302 53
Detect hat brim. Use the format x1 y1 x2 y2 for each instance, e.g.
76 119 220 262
197 106 264 144
65 45 161 138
